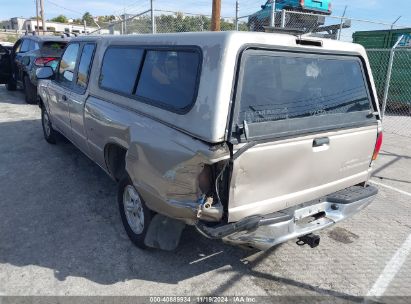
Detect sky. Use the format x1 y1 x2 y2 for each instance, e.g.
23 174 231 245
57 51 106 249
0 0 410 26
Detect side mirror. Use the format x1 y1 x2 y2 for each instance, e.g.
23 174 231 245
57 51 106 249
63 70 74 82
36 66 54 79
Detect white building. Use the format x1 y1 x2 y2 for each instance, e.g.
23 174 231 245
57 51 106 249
1 17 108 34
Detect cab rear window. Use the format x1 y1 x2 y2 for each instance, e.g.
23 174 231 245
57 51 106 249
135 50 200 111
237 51 373 125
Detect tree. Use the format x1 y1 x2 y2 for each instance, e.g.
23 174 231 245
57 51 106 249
50 15 68 23
72 18 83 25
82 12 94 26
98 15 116 23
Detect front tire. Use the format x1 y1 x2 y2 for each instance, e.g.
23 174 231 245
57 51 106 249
118 175 152 249
41 106 57 144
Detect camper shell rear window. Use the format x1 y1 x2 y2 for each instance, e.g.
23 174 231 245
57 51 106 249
231 49 376 142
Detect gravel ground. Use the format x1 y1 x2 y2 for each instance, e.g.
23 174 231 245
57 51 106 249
0 85 410 301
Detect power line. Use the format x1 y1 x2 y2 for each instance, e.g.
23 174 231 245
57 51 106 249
45 0 83 16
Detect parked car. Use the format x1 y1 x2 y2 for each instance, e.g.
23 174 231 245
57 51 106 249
36 32 382 251
0 41 14 51
0 43 12 86
5 35 68 103
249 0 332 31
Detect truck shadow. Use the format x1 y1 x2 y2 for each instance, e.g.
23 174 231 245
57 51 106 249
0 118 260 285
0 117 360 300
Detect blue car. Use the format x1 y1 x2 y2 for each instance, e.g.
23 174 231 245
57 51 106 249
249 0 332 31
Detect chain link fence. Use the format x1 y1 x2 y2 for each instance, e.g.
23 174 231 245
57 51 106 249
88 6 411 138
368 48 411 137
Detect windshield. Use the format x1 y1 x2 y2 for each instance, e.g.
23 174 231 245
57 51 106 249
237 50 373 126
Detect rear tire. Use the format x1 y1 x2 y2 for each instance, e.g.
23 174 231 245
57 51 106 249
41 106 57 144
118 174 152 249
23 75 37 104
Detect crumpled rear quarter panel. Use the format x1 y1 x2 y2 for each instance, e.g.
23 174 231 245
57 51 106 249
85 97 229 221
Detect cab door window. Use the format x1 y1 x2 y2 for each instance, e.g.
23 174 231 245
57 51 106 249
58 43 79 86
75 44 96 91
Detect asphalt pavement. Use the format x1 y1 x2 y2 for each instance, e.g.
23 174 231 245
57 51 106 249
0 85 410 300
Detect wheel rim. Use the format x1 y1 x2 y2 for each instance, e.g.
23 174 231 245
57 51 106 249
123 185 145 234
42 110 51 137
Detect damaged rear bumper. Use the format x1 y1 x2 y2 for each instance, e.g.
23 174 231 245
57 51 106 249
196 185 377 250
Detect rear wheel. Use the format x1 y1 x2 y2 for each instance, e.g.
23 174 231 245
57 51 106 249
23 75 37 104
118 175 152 249
41 106 57 144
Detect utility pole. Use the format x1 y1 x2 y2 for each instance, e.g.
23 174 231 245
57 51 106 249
40 0 46 35
35 0 40 35
211 0 221 31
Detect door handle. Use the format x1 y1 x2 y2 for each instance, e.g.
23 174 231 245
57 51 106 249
313 137 330 147
62 95 67 101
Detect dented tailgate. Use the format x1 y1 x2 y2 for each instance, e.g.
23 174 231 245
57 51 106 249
228 48 379 222
228 126 377 222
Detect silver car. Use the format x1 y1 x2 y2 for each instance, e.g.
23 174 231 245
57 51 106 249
36 32 382 251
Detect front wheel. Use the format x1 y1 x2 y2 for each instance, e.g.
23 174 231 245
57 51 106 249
41 106 57 144
118 175 152 249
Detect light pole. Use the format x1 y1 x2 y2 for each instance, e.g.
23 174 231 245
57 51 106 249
150 0 156 34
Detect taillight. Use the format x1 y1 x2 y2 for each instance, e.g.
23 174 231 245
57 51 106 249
300 0 305 6
34 57 57 67
372 132 383 161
